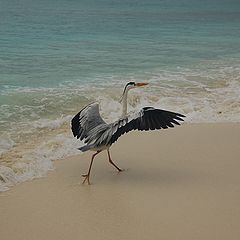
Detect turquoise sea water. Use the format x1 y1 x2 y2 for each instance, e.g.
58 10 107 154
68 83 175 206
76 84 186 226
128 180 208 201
0 0 240 190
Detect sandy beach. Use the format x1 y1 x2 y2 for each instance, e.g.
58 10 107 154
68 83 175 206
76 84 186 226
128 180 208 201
0 123 240 240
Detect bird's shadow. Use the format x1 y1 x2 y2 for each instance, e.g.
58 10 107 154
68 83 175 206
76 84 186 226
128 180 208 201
102 164 199 187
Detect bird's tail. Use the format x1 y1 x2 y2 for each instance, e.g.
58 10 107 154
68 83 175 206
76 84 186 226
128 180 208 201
78 145 91 152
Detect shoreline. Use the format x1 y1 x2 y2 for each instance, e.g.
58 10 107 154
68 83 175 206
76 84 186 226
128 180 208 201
1 123 240 239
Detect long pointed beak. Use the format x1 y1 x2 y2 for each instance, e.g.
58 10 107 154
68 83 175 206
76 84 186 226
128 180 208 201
135 82 149 87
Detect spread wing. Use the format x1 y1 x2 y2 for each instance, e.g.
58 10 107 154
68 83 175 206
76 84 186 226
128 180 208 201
71 102 106 141
108 107 185 145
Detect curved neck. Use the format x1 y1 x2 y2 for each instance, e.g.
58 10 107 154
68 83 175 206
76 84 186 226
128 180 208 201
121 90 129 118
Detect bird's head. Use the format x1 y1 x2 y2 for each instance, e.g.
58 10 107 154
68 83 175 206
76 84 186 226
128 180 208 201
124 81 149 91
119 81 149 102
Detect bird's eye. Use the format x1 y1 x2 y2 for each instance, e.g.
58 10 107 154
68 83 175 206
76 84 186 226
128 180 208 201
128 81 135 86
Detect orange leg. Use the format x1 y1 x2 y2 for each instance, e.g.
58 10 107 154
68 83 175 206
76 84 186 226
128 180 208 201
107 149 123 172
82 150 101 184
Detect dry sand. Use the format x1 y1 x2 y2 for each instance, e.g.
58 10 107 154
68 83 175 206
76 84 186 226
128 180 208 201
0 123 240 240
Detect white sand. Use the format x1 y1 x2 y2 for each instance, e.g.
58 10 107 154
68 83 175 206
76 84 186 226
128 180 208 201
0 123 240 240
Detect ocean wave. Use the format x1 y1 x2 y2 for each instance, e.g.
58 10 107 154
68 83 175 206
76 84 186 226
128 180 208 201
32 115 72 130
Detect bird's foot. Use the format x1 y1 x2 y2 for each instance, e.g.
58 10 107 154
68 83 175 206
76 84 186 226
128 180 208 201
115 168 125 175
82 174 91 185
109 159 124 172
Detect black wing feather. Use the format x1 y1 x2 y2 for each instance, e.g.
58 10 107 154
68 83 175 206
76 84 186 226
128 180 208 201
71 103 106 141
109 107 185 145
71 111 81 138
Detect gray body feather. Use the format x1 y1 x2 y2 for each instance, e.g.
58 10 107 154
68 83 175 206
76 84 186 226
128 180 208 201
71 103 185 152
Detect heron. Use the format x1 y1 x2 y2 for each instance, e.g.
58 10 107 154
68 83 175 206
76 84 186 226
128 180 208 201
71 82 185 184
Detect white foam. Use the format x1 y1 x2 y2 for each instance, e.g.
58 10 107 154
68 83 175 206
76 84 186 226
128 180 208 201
32 115 72 130
96 77 240 124
0 133 81 192
0 166 18 191
33 134 81 162
0 136 15 156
